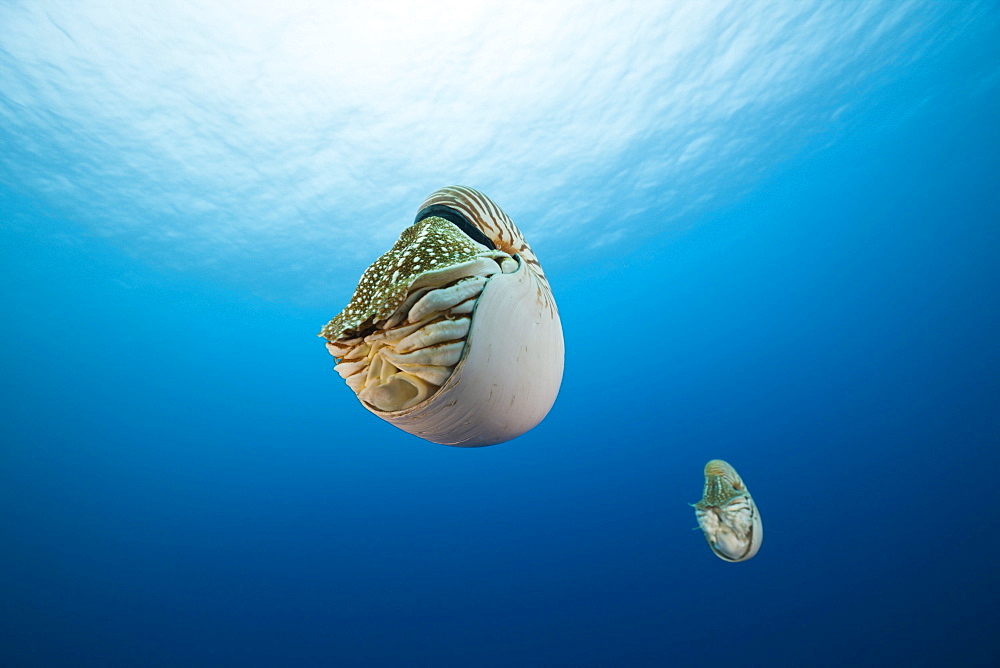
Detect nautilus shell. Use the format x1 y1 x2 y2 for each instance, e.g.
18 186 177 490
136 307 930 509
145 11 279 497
320 186 564 447
693 459 763 562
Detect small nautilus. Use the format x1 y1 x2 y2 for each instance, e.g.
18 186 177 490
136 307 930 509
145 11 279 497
320 186 564 447
693 459 763 562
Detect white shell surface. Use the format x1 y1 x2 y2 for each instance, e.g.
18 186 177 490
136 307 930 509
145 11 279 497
321 186 563 447
693 459 763 562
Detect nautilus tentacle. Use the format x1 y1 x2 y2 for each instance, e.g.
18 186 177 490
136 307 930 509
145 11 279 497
320 186 564 447
693 460 763 562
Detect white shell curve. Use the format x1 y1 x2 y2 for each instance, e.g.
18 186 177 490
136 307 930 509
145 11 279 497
693 459 763 562
320 186 564 447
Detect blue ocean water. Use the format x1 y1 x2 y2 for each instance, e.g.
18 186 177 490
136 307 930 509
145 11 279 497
2 3 999 666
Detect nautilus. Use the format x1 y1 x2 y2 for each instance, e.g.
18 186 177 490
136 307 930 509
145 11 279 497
320 186 564 447
693 459 763 562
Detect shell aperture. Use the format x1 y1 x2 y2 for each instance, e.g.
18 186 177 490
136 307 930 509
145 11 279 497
693 459 763 562
320 186 564 447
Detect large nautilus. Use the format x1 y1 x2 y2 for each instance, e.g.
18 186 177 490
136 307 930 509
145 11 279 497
693 459 763 562
320 186 564 447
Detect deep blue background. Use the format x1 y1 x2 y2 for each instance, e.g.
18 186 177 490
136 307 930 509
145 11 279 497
3 22 1000 668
